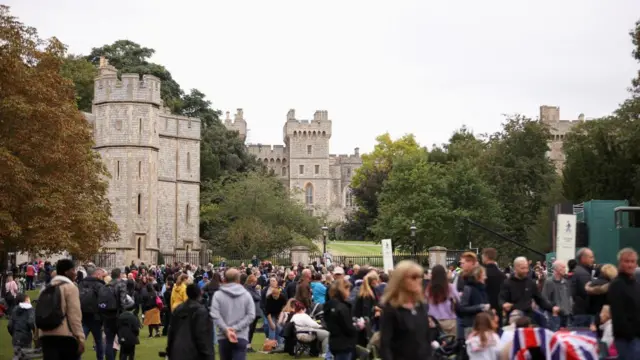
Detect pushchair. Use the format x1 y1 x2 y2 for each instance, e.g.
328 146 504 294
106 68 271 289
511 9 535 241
429 317 460 360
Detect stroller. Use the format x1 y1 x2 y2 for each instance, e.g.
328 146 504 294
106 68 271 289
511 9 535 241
429 317 461 360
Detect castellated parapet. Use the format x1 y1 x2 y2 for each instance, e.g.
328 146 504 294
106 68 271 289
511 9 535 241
224 108 362 221
539 105 587 172
93 58 162 106
224 108 247 141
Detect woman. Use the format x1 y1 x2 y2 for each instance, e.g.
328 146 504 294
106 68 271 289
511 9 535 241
261 277 279 337
379 260 434 360
426 264 459 337
586 263 617 333
245 274 263 352
291 300 330 356
4 275 18 314
324 279 358 360
353 271 380 346
459 266 490 337
141 283 162 337
265 287 287 345
170 274 189 311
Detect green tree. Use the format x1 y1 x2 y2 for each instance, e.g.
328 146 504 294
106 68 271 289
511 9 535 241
60 54 96 112
0 5 117 258
344 133 424 240
200 173 319 257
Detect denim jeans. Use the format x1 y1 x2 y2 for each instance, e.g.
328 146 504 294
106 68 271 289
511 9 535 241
104 324 117 360
572 314 593 328
547 315 569 331
262 314 269 337
219 338 248 360
614 338 640 360
333 352 352 360
532 309 547 328
83 317 104 360
268 325 283 345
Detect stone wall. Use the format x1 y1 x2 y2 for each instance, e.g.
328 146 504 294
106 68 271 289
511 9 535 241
539 105 585 172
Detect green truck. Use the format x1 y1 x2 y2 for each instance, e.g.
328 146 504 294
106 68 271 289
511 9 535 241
574 200 640 265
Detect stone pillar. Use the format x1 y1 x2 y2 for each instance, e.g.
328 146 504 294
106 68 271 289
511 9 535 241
290 246 310 266
428 246 448 269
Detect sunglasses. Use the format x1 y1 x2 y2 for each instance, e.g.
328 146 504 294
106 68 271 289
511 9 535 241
407 273 422 280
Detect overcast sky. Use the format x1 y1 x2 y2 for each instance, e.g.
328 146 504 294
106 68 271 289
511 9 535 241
7 1 640 154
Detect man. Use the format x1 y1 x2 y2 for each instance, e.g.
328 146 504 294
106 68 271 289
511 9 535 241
162 276 174 336
284 271 297 299
295 268 313 308
454 252 478 293
38 259 86 359
167 283 214 359
79 267 106 360
571 247 595 327
541 260 571 330
482 248 506 318
101 268 134 360
211 268 256 360
608 248 640 358
500 257 558 325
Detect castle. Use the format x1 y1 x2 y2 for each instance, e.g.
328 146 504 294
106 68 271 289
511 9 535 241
82 58 202 266
540 105 587 171
223 108 362 221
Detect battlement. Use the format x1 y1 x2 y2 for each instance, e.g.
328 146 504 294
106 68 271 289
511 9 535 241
283 109 332 141
93 57 162 106
329 148 362 164
223 108 247 141
247 143 287 159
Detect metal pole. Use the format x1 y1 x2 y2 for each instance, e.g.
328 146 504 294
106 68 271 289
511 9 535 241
464 218 546 259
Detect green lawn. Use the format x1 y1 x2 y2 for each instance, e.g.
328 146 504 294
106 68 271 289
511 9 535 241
0 291 311 360
327 241 383 255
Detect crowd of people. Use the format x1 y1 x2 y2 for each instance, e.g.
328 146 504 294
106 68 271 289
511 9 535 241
2 246 640 360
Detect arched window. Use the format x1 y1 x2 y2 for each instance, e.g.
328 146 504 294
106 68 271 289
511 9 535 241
305 183 313 205
346 188 353 207
187 152 191 171
137 194 141 215
282 166 287 176
186 203 190 224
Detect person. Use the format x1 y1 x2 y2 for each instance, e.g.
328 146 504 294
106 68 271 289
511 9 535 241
585 263 617 332
167 283 215 360
26 263 36 290
4 274 18 313
265 286 287 345
379 260 434 360
353 271 380 346
211 268 255 360
426 264 459 337
541 260 571 330
162 276 174 336
571 247 595 327
78 267 106 360
310 272 327 305
101 268 134 360
499 257 558 324
481 248 506 322
291 300 330 356
599 305 615 356
141 282 162 337
8 293 35 359
171 273 189 312
459 266 490 337
466 312 500 360
38 259 86 359
116 304 140 360
608 248 640 358
324 279 358 360
295 268 313 309
244 274 262 352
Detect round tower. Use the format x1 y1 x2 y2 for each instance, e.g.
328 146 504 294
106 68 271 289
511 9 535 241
92 57 161 265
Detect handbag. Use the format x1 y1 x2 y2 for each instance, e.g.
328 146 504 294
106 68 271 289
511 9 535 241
155 296 164 310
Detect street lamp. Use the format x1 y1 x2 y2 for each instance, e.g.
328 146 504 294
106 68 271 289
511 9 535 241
322 220 329 256
410 220 417 256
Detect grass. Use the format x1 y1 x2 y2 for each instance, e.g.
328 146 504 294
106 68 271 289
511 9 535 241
0 291 312 360
326 241 382 255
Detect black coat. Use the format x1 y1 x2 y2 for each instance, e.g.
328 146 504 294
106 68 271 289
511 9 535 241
167 299 214 360
117 311 140 347
458 280 488 328
500 275 553 317
484 263 506 313
8 305 35 347
608 274 640 341
571 264 593 315
379 302 434 360
324 298 358 353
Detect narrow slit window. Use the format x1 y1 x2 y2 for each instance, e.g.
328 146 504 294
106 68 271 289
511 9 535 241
315 165 320 174
138 161 142 179
137 194 141 215
187 152 191 171
307 145 312 155
139 118 142 134
186 204 190 224
299 165 304 174
116 161 120 180
137 237 142 259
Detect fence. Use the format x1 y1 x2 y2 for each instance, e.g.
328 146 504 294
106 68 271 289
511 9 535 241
93 249 117 269
208 251 293 267
160 251 201 265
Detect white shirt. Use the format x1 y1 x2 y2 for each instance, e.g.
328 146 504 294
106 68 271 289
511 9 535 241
291 312 322 332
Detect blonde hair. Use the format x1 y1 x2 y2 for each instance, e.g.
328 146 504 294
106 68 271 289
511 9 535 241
381 260 424 308
600 264 618 280
282 298 297 313
359 271 379 299
470 266 486 282
176 273 189 286
103 275 112 283
329 278 351 300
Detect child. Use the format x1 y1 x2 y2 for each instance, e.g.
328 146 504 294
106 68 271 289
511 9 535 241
599 305 617 357
7 293 35 359
117 307 140 360
466 312 500 360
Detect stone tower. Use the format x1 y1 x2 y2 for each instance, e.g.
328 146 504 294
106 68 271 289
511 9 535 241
283 110 332 215
224 108 247 142
92 57 161 265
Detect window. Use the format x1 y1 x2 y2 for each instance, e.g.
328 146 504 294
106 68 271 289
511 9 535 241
186 204 190 224
138 161 142 179
116 161 120 180
305 183 313 205
137 237 142 259
139 118 142 134
137 194 141 215
305 209 314 217
187 152 191 171
282 167 287 176
299 165 304 174
307 145 312 155
347 168 351 177
315 165 320 174
346 189 353 207
188 120 192 129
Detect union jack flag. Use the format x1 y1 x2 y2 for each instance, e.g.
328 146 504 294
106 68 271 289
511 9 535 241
510 328 599 360
511 327 552 359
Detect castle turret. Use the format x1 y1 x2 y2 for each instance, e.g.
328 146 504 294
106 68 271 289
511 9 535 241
92 56 159 265
223 108 247 141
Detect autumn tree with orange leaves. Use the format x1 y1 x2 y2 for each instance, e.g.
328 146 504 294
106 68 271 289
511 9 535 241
0 5 117 260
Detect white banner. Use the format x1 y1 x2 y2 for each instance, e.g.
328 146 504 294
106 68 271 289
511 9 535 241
381 239 394 272
555 214 577 266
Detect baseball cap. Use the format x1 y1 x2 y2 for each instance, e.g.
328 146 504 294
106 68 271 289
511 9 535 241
333 267 345 275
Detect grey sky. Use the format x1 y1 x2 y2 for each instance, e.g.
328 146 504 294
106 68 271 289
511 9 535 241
7 1 640 154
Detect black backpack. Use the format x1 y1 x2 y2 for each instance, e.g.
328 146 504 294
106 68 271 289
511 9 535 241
97 283 119 312
79 280 100 314
35 284 66 331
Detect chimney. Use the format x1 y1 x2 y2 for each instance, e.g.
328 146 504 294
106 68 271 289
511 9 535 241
354 147 360 157
287 109 296 121
578 113 585 121
235 108 244 121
